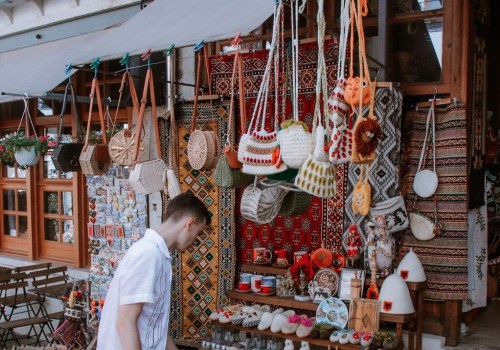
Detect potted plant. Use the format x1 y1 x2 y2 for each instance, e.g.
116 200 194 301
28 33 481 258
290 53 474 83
1 132 56 168
0 135 16 167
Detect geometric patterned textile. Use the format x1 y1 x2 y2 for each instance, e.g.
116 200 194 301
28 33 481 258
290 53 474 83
343 87 403 248
211 40 348 257
159 100 236 344
400 104 469 300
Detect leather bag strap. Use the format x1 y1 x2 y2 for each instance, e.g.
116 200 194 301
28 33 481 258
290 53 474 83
57 81 82 142
191 46 212 132
83 78 106 150
113 71 139 134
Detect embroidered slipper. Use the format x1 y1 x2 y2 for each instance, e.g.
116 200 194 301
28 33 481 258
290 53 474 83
231 306 254 325
338 331 350 344
348 331 361 344
208 304 241 321
330 330 341 343
242 309 263 328
296 316 315 338
360 332 373 346
282 314 302 335
270 310 296 333
257 308 284 331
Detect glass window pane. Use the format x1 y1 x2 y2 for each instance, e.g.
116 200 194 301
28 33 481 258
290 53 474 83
43 155 74 180
3 190 15 210
62 220 74 244
3 214 16 236
62 192 73 216
2 164 16 178
44 192 59 214
17 190 26 211
17 167 26 179
44 218 59 241
61 170 73 180
391 18 443 83
18 216 27 237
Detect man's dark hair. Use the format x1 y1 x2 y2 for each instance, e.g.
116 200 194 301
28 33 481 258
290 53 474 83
165 191 211 226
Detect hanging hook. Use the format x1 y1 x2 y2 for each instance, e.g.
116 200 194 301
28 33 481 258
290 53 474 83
431 87 438 104
141 49 152 68
90 58 101 78
65 64 73 83
119 53 130 71
165 44 175 57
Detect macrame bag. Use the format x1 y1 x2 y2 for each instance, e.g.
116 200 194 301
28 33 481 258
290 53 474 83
108 70 144 166
294 0 336 198
413 101 438 198
369 196 409 233
187 46 218 170
214 52 254 188
240 179 288 224
51 81 84 172
128 66 167 194
352 164 371 216
79 77 111 175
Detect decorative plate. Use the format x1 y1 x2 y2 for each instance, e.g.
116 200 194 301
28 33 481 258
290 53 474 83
316 297 349 329
312 268 339 296
311 247 333 268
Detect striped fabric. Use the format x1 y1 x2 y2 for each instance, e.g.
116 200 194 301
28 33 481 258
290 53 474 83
401 104 469 300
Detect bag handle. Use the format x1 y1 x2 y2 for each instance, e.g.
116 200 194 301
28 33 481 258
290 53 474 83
416 100 436 174
57 81 83 143
168 53 178 170
191 46 213 132
113 71 140 135
83 78 106 150
225 52 240 147
337 0 350 81
131 67 160 166
313 0 328 133
237 52 247 134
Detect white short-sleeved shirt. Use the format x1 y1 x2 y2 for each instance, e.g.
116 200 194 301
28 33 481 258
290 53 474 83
97 229 172 350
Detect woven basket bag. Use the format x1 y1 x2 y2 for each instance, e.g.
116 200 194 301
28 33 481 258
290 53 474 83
278 187 313 217
128 66 167 194
240 180 288 224
79 77 111 175
108 71 145 166
278 120 312 169
187 46 218 170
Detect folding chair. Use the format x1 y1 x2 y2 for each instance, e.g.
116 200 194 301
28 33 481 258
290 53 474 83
0 281 51 348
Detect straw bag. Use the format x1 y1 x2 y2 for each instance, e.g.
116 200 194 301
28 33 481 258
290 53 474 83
294 1 336 198
214 52 254 188
413 101 438 198
240 179 288 224
278 185 313 217
327 0 350 125
108 71 145 166
52 81 84 172
165 52 181 199
370 196 409 233
79 77 111 175
128 66 167 194
187 46 218 170
352 164 371 216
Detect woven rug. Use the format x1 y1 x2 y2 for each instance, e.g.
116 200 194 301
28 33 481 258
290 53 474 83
343 87 403 247
401 104 469 300
159 100 236 344
211 40 347 256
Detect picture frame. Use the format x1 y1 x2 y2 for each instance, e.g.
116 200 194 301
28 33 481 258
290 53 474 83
338 268 365 301
348 298 380 333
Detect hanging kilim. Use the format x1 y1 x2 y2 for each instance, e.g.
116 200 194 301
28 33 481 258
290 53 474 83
343 87 403 246
401 104 469 300
211 40 347 255
159 100 236 345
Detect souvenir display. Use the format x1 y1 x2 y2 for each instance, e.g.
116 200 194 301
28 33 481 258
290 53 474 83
308 268 339 303
378 274 415 314
315 297 349 330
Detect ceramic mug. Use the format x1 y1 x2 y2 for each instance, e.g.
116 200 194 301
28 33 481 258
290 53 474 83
294 250 308 264
253 247 272 263
240 273 253 283
274 249 289 265
250 275 263 292
260 284 272 294
262 276 276 291
238 281 250 291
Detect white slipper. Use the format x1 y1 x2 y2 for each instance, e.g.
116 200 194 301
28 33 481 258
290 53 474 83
330 330 341 342
339 331 349 344
349 331 361 344
242 309 263 328
270 310 295 333
282 314 302 335
208 304 241 321
296 316 315 338
231 306 254 325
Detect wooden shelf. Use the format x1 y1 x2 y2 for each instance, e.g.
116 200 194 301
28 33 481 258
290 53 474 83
210 321 361 350
241 263 289 276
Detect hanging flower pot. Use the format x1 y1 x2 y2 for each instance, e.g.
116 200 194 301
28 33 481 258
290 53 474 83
14 146 40 167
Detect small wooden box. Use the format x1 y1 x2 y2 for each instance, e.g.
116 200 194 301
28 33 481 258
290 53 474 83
348 298 381 333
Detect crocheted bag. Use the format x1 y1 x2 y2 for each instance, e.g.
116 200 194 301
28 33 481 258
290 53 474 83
352 164 371 216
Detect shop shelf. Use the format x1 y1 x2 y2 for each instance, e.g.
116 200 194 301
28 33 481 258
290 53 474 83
241 263 289 276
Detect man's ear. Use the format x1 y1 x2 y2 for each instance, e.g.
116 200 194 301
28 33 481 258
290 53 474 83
184 216 197 228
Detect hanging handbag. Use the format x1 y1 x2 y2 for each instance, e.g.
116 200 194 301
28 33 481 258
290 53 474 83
352 164 371 216
165 52 181 199
79 77 111 175
240 179 288 224
278 184 313 217
214 52 254 188
413 101 438 198
369 196 409 233
329 121 353 165
128 66 168 194
294 2 336 198
52 81 85 172
108 70 145 166
187 45 219 170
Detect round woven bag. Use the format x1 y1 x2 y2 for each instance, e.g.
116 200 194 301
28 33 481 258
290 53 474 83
188 130 218 170
108 130 145 166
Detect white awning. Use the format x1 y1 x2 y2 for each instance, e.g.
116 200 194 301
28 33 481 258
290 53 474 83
72 0 275 64
0 31 108 104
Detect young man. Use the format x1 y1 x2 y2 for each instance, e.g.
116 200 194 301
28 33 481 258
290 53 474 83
97 192 210 350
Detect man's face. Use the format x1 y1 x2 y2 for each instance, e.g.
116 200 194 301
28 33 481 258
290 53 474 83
178 219 206 252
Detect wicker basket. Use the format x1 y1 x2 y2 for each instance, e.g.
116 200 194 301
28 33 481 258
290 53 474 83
129 159 167 194
240 180 288 224
79 144 110 175
188 129 218 170
108 129 145 166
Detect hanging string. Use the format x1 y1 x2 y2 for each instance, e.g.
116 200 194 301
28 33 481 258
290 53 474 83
18 95 38 138
338 0 350 81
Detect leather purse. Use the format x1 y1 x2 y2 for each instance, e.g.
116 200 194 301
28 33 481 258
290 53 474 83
52 81 84 172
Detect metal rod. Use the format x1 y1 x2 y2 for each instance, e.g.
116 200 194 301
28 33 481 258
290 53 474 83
1 91 122 107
